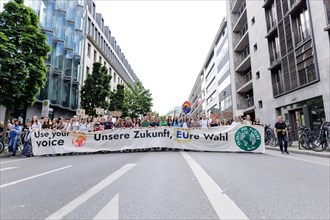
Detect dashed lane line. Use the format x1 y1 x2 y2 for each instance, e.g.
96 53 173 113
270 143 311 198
45 163 136 220
0 165 72 189
181 151 249 220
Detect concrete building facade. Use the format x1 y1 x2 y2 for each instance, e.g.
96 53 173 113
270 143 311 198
226 0 329 139
188 19 233 119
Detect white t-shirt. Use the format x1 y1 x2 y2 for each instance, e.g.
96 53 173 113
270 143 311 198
182 122 188 128
31 122 41 130
79 123 88 132
200 119 209 128
71 121 80 131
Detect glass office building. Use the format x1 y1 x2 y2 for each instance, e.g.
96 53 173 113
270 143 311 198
26 0 85 115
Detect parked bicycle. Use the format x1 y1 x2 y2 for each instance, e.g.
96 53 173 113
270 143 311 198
310 121 330 152
298 127 315 150
264 124 277 146
287 126 294 146
0 132 5 153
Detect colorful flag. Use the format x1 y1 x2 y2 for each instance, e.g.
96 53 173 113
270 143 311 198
182 101 191 114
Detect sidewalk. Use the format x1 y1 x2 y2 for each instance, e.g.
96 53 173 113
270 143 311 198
266 141 330 158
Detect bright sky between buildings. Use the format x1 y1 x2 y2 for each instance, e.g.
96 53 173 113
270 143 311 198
95 0 227 115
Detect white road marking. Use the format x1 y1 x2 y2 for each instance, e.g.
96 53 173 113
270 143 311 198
45 163 136 220
0 167 18 172
181 152 249 220
93 194 119 220
0 158 34 164
0 165 72 189
265 152 330 166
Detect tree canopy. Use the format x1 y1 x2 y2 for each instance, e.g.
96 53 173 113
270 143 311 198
0 0 50 112
80 62 111 116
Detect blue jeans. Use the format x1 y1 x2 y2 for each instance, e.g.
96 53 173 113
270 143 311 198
278 135 288 152
8 138 18 155
22 140 30 156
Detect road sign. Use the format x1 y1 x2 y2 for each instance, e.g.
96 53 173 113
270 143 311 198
41 100 50 117
77 109 86 116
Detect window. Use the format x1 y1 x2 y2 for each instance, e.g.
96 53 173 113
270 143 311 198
114 73 116 83
99 56 102 63
256 71 260 79
258 100 263 109
206 77 215 93
109 67 112 74
87 43 91 57
206 91 216 104
104 61 106 67
205 64 214 81
265 2 277 31
324 0 330 25
93 50 97 62
269 36 280 63
251 16 255 25
88 18 91 35
86 66 90 75
293 7 311 45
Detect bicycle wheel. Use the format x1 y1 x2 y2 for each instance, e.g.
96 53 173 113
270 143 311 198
0 140 4 153
288 134 294 146
299 136 312 150
311 139 328 152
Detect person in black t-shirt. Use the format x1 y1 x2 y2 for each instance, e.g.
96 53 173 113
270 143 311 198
104 115 114 130
274 116 289 154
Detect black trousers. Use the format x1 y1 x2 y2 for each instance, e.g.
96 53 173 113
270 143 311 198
278 135 288 152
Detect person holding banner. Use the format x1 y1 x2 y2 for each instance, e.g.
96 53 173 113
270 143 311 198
42 117 51 129
104 115 114 130
51 118 58 129
209 117 219 127
172 116 181 127
56 117 66 130
79 118 89 132
141 116 150 128
181 115 191 128
243 114 253 125
149 116 159 127
190 115 201 128
31 116 42 130
86 117 94 132
166 116 173 127
115 118 124 128
124 117 134 128
200 113 210 128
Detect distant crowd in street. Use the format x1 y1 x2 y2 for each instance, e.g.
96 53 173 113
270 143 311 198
0 112 262 157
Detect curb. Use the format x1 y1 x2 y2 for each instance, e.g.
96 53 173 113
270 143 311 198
265 146 330 158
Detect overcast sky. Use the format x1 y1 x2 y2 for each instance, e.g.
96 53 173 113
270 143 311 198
95 0 227 115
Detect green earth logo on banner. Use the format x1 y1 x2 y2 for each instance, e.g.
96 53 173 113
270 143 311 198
43 100 49 107
235 126 261 151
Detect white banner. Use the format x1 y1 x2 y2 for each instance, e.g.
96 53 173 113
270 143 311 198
31 125 265 156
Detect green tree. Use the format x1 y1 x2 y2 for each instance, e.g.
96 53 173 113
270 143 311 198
109 84 125 112
134 81 153 116
123 81 153 118
80 62 111 116
0 0 50 122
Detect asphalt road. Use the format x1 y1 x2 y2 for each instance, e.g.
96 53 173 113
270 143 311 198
0 150 329 220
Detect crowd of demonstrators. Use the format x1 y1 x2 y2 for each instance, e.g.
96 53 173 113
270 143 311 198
0 112 268 157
